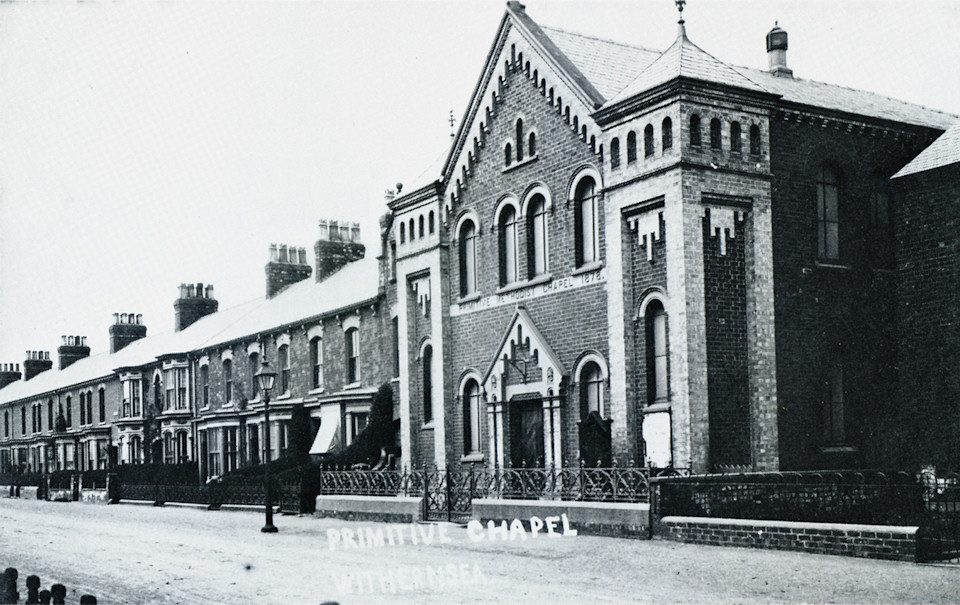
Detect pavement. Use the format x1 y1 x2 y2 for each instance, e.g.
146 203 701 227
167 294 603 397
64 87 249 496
0 497 958 604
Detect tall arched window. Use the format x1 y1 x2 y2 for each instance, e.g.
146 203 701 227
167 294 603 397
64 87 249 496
499 205 519 285
580 362 603 419
527 195 547 278
528 132 536 157
644 124 655 157
662 117 673 150
504 142 512 166
516 119 524 161
164 432 174 464
278 345 290 394
422 345 433 424
817 165 840 261
79 392 86 425
130 435 142 464
749 124 761 156
346 327 360 384
153 375 161 412
463 378 481 454
428 211 435 235
418 215 424 239
249 352 259 398
610 137 620 169
408 218 414 241
223 360 233 403
689 114 701 147
575 176 599 266
710 118 722 150
399 222 406 244
730 121 742 153
459 219 478 296
98 388 105 423
176 432 188 463
86 390 93 426
65 396 72 427
645 300 668 404
626 131 637 164
310 337 324 389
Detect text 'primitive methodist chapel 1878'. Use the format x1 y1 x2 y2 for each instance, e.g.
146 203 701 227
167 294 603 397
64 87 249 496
2 2 960 477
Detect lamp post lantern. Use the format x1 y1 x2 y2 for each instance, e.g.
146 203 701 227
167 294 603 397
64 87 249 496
255 359 278 533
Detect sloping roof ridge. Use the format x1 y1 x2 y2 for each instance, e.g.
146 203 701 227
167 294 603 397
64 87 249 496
678 33 767 92
744 66 959 124
539 24 660 55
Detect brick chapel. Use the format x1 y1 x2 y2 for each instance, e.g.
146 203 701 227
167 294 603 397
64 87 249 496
2 2 958 476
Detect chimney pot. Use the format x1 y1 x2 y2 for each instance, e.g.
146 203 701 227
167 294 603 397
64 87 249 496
137 313 142 324
270 243 279 262
279 244 288 263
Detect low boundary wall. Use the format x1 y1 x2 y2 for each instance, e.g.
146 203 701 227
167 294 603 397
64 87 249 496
0 485 40 499
656 516 918 561
315 495 423 523
472 499 650 538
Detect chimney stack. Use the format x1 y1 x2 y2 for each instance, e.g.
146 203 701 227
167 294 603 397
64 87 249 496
0 363 21 390
23 351 52 380
265 243 312 298
315 219 365 283
174 282 219 332
57 336 91 370
109 312 148 353
766 23 792 78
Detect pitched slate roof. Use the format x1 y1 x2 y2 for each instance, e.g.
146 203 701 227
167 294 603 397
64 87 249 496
607 27 766 106
893 121 960 178
0 256 380 405
534 18 956 130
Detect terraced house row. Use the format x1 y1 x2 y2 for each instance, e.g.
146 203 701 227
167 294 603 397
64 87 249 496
3 2 960 478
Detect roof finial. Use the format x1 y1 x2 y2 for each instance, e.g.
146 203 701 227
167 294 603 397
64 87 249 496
448 110 456 139
675 0 687 36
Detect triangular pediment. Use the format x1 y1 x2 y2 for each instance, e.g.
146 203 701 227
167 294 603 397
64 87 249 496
441 2 605 219
482 307 565 401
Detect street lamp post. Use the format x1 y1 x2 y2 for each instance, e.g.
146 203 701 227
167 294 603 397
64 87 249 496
255 359 278 533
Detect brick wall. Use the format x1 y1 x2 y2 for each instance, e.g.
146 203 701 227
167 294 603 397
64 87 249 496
657 516 918 562
893 163 960 468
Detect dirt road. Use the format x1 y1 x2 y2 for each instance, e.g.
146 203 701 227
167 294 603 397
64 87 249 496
0 498 957 604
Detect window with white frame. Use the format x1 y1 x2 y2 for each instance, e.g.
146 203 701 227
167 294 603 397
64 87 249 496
527 194 547 278
310 337 324 389
499 205 519 285
580 361 603 418
459 218 479 296
645 300 669 404
278 345 290 394
346 327 360 384
575 176 599 266
463 378 482 455
200 364 209 407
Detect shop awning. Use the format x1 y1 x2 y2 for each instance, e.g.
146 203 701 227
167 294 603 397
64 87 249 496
309 406 341 455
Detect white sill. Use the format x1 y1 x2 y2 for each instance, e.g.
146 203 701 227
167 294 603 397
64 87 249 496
502 154 539 173
458 292 482 304
815 261 852 271
526 273 552 287
343 382 362 390
275 392 291 401
572 261 604 276
821 445 858 454
308 387 325 395
496 281 527 295
461 453 484 463
421 422 435 430
643 402 671 414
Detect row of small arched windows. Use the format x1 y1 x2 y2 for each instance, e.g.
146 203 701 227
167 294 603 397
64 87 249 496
690 115 762 156
610 118 674 169
398 210 436 244
505 118 537 166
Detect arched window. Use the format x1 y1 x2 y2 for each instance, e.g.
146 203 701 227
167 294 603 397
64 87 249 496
817 165 840 261
463 378 482 454
516 119 524 161
66 396 72 427
176 432 188 463
730 121 742 153
164 432 174 464
278 345 290 394
459 219 478 296
48 400 53 431
129 435 142 464
499 205 519 285
644 124 655 157
610 137 620 169
399 222 406 244
504 142 512 166
579 362 603 419
626 131 637 163
710 118 722 149
86 390 93 426
408 218 414 241
527 194 547 278
422 345 433 424
98 388 105 423
428 211 435 235
528 132 536 157
749 124 761 156
689 114 701 147
346 327 360 384
200 365 209 407
645 300 668 404
310 337 324 389
574 176 599 266
249 352 259 398
223 359 233 403
79 392 86 425
662 117 673 150
418 215 424 239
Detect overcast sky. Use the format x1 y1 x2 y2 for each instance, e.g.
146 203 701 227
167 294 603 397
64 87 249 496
1 0 958 367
